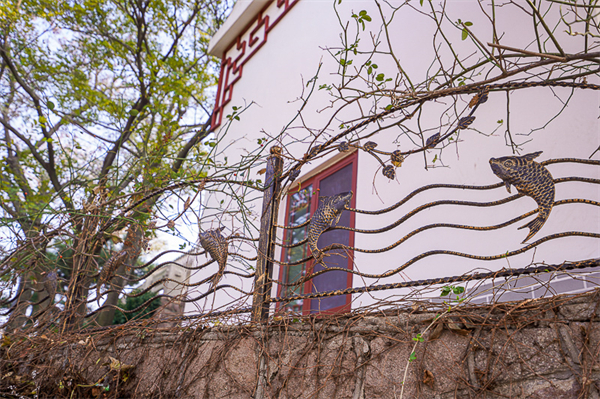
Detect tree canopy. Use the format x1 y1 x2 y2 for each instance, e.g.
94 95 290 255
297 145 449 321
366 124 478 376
0 0 229 329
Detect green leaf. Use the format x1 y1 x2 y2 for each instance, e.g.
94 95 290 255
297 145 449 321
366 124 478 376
452 286 465 295
420 0 424 5
375 73 385 82
441 286 451 296
409 352 417 362
129 109 139 116
412 334 424 342
47 101 55 110
461 29 468 40
464 21 473 26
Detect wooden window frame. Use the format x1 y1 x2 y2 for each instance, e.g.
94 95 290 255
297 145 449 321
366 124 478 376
277 152 358 315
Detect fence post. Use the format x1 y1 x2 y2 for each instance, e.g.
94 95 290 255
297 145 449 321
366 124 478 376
252 146 283 323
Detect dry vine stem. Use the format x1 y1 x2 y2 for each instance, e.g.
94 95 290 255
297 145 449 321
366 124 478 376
1 1 600 397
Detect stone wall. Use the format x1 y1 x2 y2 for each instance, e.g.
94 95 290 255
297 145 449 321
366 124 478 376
2 290 599 398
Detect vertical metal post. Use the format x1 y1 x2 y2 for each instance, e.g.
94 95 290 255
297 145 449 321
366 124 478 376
252 146 283 323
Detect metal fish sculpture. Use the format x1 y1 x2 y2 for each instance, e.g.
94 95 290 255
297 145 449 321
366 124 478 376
489 151 555 243
199 227 228 289
307 191 353 264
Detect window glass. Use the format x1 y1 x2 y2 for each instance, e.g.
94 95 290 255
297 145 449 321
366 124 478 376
281 185 312 312
309 163 353 313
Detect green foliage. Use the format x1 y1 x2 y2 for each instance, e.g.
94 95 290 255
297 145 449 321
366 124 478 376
0 0 228 327
412 333 424 342
351 10 372 31
112 290 162 325
458 19 473 40
441 285 466 305
440 285 465 297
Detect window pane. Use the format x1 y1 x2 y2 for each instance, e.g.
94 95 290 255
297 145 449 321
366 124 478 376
281 185 312 312
310 163 353 313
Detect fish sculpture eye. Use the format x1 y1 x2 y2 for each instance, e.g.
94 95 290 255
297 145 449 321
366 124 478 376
503 159 515 167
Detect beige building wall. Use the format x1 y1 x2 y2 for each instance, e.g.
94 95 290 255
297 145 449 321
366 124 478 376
184 0 600 315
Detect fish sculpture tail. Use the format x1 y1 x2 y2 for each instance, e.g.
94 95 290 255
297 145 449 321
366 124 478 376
209 271 224 290
312 250 324 265
200 227 228 292
518 211 548 244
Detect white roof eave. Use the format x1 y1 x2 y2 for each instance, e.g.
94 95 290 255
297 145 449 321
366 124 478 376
208 0 271 58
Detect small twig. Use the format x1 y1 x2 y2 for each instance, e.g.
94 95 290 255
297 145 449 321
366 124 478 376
462 24 506 74
399 309 450 399
487 42 567 62
525 0 566 57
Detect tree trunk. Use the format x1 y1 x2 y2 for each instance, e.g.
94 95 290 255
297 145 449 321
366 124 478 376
96 222 145 326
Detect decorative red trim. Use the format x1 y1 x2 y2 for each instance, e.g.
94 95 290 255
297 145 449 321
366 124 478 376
211 0 301 129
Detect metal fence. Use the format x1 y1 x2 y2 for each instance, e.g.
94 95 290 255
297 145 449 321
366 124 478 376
2 83 600 332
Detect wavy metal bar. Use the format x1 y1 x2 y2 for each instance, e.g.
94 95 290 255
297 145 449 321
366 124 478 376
542 158 600 166
231 253 258 261
91 270 256 304
275 209 537 267
274 177 600 254
185 284 253 303
81 306 253 333
127 250 207 272
275 232 600 286
275 219 310 230
271 258 600 303
277 237 309 249
87 284 253 318
275 160 600 228
346 182 505 215
120 252 257 285
275 196 532 259
339 196 600 235
89 258 216 283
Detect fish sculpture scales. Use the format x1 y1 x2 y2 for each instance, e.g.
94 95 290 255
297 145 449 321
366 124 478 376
307 191 353 264
199 227 228 289
489 151 555 243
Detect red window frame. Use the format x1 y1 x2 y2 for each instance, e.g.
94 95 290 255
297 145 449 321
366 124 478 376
277 152 358 315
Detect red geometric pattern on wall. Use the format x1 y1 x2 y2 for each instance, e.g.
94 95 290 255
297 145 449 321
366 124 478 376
211 0 301 129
